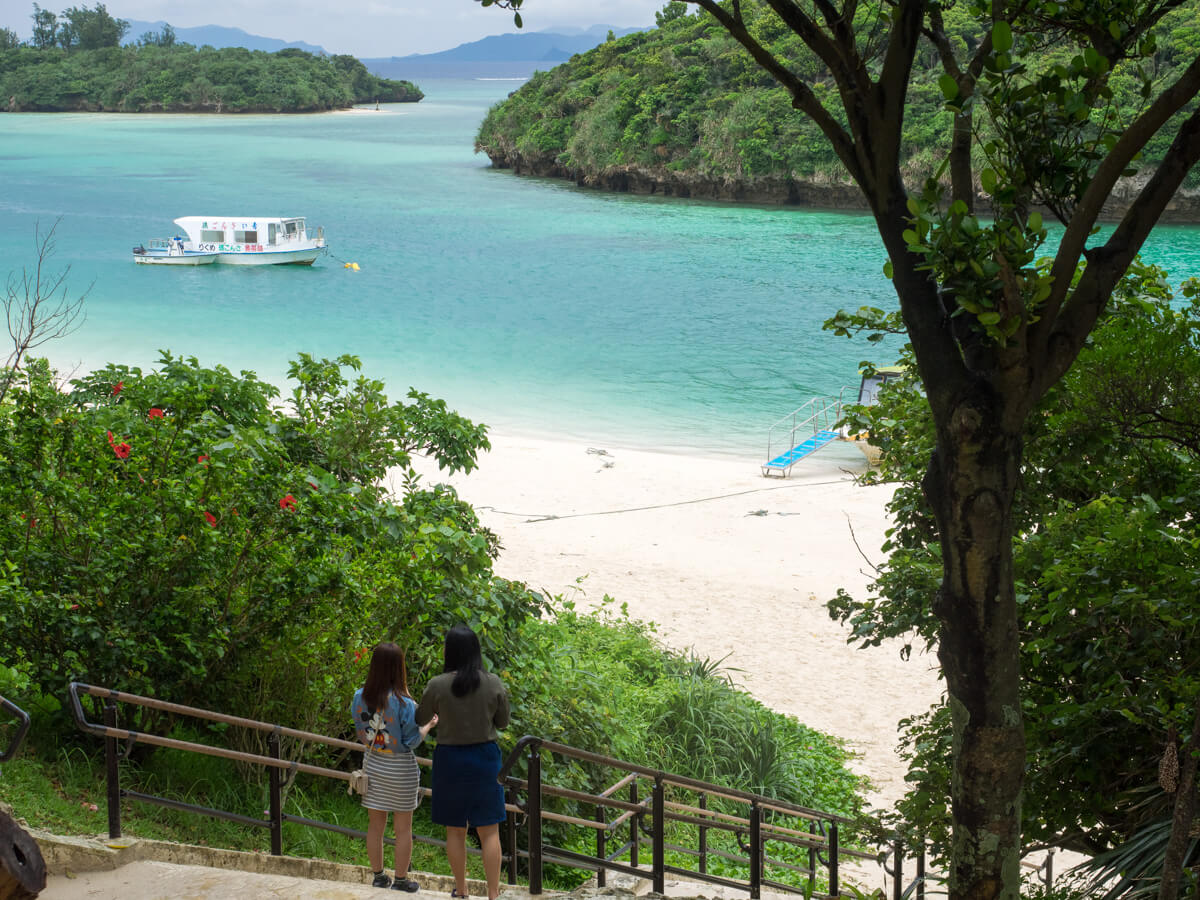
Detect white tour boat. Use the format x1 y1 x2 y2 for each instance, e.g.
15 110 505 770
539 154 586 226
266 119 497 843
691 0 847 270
133 216 327 266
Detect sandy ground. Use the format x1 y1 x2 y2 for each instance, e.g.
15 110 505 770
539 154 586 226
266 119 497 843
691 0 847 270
405 432 943 815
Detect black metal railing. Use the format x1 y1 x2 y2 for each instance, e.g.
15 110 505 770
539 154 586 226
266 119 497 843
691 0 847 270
497 735 876 900
886 838 1055 898
69 682 875 898
68 682 465 859
0 695 31 764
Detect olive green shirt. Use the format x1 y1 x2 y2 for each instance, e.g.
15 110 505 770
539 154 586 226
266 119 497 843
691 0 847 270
416 670 510 745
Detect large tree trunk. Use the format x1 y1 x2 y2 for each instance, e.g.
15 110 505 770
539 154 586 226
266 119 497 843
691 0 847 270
1159 699 1200 900
925 395 1026 900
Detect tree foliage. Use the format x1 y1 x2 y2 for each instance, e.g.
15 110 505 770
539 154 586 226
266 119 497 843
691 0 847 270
0 42 422 112
0 353 543 743
828 274 1200 890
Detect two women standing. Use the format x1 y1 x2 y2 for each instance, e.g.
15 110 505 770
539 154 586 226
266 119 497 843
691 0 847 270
353 627 509 899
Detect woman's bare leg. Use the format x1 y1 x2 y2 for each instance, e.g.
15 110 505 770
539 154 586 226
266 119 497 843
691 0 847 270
446 825 469 896
367 808 388 873
477 823 502 900
392 810 414 877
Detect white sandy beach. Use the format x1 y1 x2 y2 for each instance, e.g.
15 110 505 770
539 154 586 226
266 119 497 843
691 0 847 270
408 432 943 814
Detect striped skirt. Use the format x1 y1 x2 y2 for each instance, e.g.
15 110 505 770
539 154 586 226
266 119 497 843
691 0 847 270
363 749 421 812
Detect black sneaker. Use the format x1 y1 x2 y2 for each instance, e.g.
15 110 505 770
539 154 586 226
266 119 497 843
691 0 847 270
372 872 393 888
392 877 420 892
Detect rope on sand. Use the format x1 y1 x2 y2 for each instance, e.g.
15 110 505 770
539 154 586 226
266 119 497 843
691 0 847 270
476 477 854 523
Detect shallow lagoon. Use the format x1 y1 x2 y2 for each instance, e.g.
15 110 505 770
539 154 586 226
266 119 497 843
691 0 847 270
2 78 1198 456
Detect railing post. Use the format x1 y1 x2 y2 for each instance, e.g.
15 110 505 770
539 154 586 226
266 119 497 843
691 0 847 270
828 822 839 898
893 839 902 900
595 803 606 888
527 745 543 895
268 732 283 856
652 777 664 895
505 800 518 885
629 780 639 869
103 702 121 839
1045 848 1054 888
916 843 926 900
749 802 762 900
698 793 708 875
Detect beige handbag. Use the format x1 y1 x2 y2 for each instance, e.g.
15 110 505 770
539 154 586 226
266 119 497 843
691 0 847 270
348 768 369 796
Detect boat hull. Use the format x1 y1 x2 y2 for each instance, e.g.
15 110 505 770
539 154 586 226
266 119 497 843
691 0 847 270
133 251 219 265
215 247 323 266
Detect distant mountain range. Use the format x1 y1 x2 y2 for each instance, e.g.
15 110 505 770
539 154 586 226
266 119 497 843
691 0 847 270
121 20 327 55
363 25 643 79
112 20 645 79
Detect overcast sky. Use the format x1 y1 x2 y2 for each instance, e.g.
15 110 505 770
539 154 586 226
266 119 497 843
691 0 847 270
0 0 667 57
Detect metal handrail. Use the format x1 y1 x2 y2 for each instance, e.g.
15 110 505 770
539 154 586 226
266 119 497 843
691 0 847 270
498 735 870 899
0 695 31 763
68 684 873 898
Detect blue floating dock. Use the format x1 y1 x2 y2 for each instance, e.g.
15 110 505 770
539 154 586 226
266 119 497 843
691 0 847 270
761 429 839 477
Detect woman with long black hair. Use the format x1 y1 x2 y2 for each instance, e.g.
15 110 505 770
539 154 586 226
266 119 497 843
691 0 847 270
416 625 510 900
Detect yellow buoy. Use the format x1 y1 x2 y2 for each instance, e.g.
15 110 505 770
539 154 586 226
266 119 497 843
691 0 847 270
344 261 360 270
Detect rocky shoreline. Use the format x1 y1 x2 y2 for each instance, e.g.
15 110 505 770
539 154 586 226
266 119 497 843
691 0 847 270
481 149 1200 223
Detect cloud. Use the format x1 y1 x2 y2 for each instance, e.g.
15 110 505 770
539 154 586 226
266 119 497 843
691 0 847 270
0 0 665 56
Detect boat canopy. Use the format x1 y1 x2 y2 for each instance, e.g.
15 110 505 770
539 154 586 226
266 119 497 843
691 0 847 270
172 216 308 245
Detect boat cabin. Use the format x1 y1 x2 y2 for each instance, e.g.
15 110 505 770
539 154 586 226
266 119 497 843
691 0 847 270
857 366 906 407
173 217 314 253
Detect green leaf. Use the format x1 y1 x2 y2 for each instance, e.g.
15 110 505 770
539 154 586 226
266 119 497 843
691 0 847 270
991 21 1013 54
938 74 959 101
980 168 998 194
883 260 894 279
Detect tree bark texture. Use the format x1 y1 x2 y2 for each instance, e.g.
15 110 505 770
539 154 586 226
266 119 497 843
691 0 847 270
0 809 45 899
924 390 1026 900
1158 699 1200 900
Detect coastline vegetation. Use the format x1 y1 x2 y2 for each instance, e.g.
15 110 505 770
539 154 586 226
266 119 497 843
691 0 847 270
0 3 421 112
0 346 863 889
475 0 1200 201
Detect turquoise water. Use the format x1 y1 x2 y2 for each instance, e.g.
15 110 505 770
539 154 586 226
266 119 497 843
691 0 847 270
3 78 1200 457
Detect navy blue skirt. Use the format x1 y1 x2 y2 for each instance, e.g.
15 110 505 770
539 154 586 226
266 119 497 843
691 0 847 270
431 741 506 828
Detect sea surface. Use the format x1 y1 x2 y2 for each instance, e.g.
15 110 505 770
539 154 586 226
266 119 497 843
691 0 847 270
2 78 1199 458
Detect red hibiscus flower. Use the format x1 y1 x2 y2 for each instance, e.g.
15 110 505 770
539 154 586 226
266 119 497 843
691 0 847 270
111 381 124 396
197 455 209 466
204 511 217 528
112 442 131 459
279 494 297 511
106 431 114 444
148 408 165 419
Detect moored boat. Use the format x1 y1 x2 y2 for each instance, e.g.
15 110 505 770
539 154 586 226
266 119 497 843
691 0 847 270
132 237 219 265
133 217 327 266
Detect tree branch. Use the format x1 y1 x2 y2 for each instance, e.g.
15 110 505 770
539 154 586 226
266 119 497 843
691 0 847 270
688 0 861 180
1036 101 1200 396
1045 53 1200 316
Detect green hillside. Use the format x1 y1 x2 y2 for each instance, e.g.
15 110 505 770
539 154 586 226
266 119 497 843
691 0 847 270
475 0 1200 205
0 44 421 113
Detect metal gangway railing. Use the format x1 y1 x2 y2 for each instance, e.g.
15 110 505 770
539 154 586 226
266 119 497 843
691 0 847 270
68 682 874 898
761 395 845 477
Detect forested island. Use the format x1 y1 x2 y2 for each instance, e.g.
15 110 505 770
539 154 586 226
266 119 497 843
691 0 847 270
0 4 420 112
475 0 1200 217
